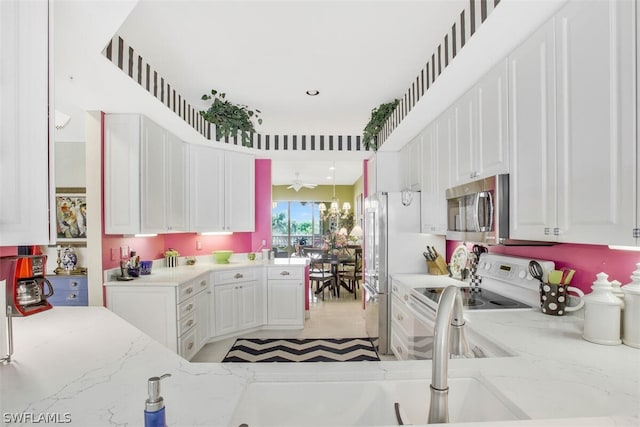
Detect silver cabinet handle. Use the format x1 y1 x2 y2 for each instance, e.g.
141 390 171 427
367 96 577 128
68 293 77 299
280 271 290 276
200 280 207 287
186 319 194 327
186 304 194 311
403 294 409 301
234 273 244 279
70 281 78 288
185 287 193 294
397 314 403 321
187 342 194 350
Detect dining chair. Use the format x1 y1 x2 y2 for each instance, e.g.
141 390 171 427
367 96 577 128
308 254 335 300
338 247 362 299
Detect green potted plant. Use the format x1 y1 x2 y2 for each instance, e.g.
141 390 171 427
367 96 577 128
362 99 399 151
199 89 262 147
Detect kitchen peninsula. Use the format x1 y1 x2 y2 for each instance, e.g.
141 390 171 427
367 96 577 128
1 302 638 426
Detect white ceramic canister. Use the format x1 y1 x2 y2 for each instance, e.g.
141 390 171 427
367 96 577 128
622 263 640 348
582 272 623 345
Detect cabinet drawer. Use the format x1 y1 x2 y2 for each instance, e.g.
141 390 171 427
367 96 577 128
178 311 196 336
177 274 208 303
177 297 197 319
391 295 415 336
48 276 88 306
213 268 257 284
178 327 198 361
391 280 412 303
267 267 303 280
390 328 409 361
47 289 88 306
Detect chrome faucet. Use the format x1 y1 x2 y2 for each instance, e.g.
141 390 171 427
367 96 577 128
428 286 470 424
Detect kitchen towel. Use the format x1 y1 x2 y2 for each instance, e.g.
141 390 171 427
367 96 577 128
222 337 380 363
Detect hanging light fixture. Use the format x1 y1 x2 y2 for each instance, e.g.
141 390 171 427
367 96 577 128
320 163 351 220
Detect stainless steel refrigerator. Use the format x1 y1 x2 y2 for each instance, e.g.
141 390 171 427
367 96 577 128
363 191 440 355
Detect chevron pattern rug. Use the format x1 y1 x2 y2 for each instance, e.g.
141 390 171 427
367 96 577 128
222 338 380 363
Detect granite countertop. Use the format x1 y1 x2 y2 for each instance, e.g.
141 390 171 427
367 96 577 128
1 293 638 426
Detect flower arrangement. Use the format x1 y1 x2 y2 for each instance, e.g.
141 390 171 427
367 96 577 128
323 231 348 253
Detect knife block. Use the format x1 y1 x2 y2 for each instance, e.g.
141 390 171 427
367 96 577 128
426 255 449 275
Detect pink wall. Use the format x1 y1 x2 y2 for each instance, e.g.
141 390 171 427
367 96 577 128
446 240 640 294
101 159 272 270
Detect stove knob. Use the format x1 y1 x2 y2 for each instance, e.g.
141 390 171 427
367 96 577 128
484 262 491 270
518 270 526 279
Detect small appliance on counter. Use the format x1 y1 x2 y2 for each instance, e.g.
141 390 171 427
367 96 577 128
1 254 55 364
1 255 54 316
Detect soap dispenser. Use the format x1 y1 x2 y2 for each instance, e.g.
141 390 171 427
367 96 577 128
144 374 171 427
622 263 640 348
583 272 623 345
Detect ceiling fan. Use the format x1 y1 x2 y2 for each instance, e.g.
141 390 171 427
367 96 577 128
287 172 318 192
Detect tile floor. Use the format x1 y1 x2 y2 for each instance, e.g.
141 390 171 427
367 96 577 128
192 285 397 362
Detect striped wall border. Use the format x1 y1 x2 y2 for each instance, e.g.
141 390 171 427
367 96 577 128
378 0 501 146
102 36 368 153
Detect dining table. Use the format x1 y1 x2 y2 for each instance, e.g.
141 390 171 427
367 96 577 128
305 249 356 297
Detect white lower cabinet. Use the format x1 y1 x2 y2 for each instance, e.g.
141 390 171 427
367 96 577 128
212 268 262 337
266 266 305 327
105 273 210 361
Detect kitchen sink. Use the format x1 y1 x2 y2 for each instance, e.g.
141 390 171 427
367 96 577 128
228 376 528 426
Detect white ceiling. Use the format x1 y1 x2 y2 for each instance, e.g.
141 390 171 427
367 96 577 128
53 0 568 186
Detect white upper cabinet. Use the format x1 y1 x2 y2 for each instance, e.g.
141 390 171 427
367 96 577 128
225 151 255 232
105 114 187 235
188 144 225 232
508 20 558 242
188 145 255 233
141 119 188 234
452 60 509 186
510 0 636 245
0 1 51 245
400 136 422 191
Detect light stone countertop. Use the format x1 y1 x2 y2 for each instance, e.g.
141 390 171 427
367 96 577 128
1 275 639 426
103 256 308 286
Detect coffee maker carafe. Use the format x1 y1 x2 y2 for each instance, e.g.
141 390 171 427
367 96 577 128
1 255 54 316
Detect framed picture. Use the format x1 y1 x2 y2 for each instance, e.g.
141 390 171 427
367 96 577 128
55 188 87 243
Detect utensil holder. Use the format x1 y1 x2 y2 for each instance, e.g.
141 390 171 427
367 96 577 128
165 256 178 268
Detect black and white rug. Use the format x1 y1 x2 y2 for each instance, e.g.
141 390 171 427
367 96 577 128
222 338 380 363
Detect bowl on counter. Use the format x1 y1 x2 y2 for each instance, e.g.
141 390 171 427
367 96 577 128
213 250 233 264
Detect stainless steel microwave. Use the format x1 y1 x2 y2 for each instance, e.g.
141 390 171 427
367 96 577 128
445 174 509 245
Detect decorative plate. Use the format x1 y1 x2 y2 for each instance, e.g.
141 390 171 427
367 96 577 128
449 245 469 279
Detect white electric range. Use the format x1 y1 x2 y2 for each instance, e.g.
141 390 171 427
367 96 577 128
391 254 555 361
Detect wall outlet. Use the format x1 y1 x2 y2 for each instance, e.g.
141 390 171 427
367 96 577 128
110 248 115 261
120 246 129 259
196 240 202 250
262 239 266 247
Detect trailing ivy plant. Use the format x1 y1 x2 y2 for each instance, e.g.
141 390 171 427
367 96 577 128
199 89 262 147
362 99 399 151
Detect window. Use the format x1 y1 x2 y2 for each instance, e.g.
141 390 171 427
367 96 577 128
272 201 326 255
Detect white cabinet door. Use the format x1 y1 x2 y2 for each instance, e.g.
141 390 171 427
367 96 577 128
237 281 260 330
433 110 453 234
166 133 188 232
104 115 142 235
554 0 635 245
452 89 476 185
400 136 422 191
141 118 167 233
476 59 509 179
420 124 436 234
194 285 211 351
214 284 238 336
267 280 304 326
225 151 255 232
189 144 225 232
508 20 558 242
0 1 50 245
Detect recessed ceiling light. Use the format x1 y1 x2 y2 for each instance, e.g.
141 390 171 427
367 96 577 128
306 90 320 96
